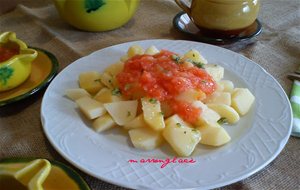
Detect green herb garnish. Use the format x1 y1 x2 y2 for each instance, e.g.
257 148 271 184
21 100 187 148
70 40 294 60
192 128 198 132
149 98 157 104
176 123 182 127
127 111 131 117
171 54 181 63
192 61 205 69
112 88 121 96
94 79 102 83
218 118 228 125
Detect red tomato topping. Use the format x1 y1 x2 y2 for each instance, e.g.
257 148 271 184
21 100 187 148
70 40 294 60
0 46 19 62
117 50 216 123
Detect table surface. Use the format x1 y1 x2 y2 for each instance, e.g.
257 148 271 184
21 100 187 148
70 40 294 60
0 0 299 189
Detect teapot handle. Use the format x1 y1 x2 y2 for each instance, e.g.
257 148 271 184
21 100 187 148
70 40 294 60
174 0 191 15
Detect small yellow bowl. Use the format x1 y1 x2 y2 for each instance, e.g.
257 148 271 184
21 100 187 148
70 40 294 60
0 32 37 92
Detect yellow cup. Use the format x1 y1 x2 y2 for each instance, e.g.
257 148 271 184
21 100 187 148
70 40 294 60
175 0 260 37
0 32 37 92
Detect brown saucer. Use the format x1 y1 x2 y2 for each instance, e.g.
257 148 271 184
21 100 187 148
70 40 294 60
173 12 262 44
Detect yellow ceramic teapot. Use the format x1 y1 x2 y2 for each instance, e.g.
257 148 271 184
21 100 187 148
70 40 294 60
53 0 140 31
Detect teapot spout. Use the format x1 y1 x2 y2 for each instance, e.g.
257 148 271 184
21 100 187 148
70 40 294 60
53 0 66 15
124 0 140 17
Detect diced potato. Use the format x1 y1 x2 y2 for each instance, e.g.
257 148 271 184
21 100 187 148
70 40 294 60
78 71 103 94
104 61 124 77
141 98 165 131
104 100 138 125
203 92 231 105
231 88 255 115
163 122 201 156
164 114 192 128
192 101 221 127
203 64 224 81
127 45 144 58
120 55 129 62
92 114 116 132
183 49 208 64
218 80 234 93
76 97 106 120
123 114 148 130
94 88 124 103
128 128 163 150
65 88 91 101
100 72 114 89
198 123 231 146
145 46 160 55
215 83 225 92
207 104 240 124
175 89 206 103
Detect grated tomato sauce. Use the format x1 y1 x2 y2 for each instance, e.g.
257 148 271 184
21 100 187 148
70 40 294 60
117 50 216 123
0 46 19 62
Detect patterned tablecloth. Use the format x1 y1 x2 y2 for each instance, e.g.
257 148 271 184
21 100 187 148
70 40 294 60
0 0 299 189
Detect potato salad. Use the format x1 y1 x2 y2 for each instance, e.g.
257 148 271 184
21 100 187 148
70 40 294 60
65 45 255 157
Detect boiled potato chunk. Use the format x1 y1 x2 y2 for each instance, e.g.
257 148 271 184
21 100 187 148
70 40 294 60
127 45 144 58
94 88 124 103
65 88 91 101
120 55 129 62
100 72 115 89
145 45 160 55
163 122 201 156
198 123 231 146
207 104 240 124
175 89 206 103
204 92 231 105
141 98 165 131
203 64 224 81
92 114 116 132
104 61 124 77
192 101 221 126
123 114 148 130
128 128 163 150
183 49 208 64
104 100 138 125
78 71 103 94
164 114 192 128
76 97 106 120
231 88 255 115
218 80 234 93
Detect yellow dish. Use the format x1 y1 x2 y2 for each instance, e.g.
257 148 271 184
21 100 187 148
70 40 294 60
0 158 90 190
0 48 59 106
0 32 38 92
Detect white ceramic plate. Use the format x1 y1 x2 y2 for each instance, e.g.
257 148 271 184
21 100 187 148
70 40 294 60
41 39 292 190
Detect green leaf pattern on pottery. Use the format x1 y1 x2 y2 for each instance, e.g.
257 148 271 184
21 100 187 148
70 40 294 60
0 66 14 86
85 0 106 13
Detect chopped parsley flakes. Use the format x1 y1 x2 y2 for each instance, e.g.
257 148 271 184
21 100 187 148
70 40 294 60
111 88 121 96
149 98 157 104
